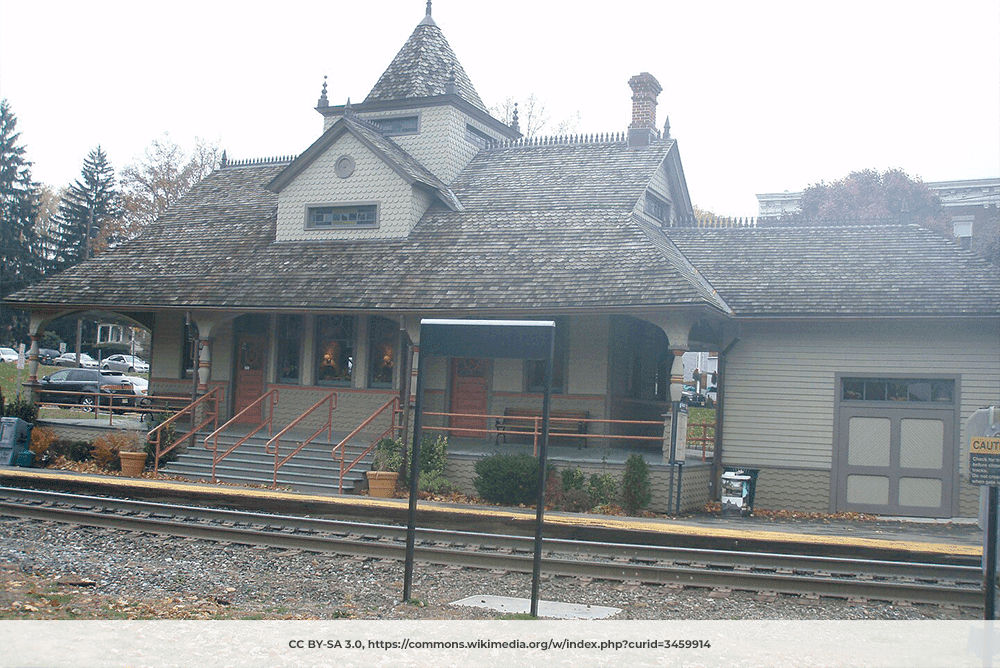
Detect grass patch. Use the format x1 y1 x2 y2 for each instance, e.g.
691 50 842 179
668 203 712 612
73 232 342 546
499 613 537 620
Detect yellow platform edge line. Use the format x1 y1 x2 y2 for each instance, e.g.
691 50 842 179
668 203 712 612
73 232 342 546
1 469 981 557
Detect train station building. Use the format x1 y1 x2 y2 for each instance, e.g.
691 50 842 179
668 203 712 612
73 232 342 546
6 4 998 519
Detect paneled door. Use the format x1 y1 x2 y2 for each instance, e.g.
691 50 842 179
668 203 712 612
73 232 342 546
449 358 490 438
837 405 954 517
233 333 267 424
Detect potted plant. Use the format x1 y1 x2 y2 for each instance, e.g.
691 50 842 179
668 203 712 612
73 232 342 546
367 437 403 497
118 431 148 477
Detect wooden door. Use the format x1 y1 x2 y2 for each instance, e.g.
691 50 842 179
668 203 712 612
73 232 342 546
449 358 490 437
233 333 266 424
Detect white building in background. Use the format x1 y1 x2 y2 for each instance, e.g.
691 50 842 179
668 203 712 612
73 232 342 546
756 177 1000 247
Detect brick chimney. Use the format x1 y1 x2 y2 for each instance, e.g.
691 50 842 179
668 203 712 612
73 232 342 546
628 72 662 148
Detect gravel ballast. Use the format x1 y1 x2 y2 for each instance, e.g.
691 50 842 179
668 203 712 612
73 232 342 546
0 516 980 621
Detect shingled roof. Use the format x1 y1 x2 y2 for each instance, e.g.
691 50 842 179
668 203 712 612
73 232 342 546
365 9 486 112
7 138 728 314
666 225 1000 317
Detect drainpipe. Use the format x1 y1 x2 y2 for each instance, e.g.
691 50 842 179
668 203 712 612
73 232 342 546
711 335 740 500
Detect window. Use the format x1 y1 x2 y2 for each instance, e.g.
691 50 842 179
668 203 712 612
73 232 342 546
370 116 419 135
465 124 493 149
315 315 355 386
952 215 974 239
645 192 669 223
277 315 303 384
367 316 397 388
307 204 378 229
842 377 953 403
525 319 567 393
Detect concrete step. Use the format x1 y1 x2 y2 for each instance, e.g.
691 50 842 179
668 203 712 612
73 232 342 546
161 431 376 495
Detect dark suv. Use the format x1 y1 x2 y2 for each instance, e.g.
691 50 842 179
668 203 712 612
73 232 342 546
38 369 136 409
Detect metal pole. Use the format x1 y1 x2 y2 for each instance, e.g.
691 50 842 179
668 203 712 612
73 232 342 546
530 327 555 618
402 350 427 602
987 485 998 620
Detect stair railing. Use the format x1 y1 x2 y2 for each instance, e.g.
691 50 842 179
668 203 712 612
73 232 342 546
332 397 401 493
203 388 280 482
149 387 222 474
265 391 338 489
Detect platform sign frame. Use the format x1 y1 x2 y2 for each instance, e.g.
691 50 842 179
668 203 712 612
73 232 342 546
969 407 1000 620
402 319 556 618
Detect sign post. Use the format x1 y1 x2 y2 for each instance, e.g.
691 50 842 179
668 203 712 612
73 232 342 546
968 407 1000 620
401 319 556 617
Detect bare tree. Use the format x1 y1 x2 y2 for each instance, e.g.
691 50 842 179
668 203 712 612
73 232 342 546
491 94 579 138
107 134 222 245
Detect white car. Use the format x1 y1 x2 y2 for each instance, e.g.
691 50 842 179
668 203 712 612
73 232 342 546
53 352 99 368
0 347 19 363
102 354 150 373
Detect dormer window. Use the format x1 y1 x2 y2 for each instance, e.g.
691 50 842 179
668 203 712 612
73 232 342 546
307 203 379 229
370 115 419 135
646 192 669 223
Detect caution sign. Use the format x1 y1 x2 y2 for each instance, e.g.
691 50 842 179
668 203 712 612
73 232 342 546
970 437 1000 486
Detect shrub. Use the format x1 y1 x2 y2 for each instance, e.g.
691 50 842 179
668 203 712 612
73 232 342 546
473 452 540 506
621 453 652 514
561 467 585 492
373 437 405 473
50 439 93 462
146 412 179 468
29 427 57 467
588 472 619 507
90 430 146 471
3 397 38 423
560 488 594 512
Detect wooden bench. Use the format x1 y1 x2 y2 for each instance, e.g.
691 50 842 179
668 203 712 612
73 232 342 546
495 408 590 446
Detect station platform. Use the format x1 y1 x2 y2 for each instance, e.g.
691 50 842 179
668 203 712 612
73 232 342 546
0 466 983 562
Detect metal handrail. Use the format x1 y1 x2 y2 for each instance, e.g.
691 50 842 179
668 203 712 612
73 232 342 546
332 397 401 494
265 391 338 489
203 388 280 482
424 411 665 455
148 387 221 474
687 420 716 461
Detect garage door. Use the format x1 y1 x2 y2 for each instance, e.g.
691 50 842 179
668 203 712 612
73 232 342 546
837 377 956 518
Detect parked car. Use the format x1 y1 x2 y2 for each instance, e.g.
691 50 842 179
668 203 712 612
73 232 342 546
682 384 706 407
0 347 18 363
124 375 149 405
101 354 149 373
53 352 99 368
38 348 61 365
37 368 136 409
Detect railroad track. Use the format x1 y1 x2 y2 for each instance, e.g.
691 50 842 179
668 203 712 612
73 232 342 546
0 486 984 609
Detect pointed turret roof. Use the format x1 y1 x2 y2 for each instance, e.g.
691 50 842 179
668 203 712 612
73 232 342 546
365 4 486 112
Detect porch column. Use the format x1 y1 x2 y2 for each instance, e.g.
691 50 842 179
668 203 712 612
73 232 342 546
26 314 47 402
189 314 224 395
197 338 212 393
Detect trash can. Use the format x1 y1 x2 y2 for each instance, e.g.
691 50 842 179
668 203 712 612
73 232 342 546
0 417 33 467
720 470 751 516
722 467 760 516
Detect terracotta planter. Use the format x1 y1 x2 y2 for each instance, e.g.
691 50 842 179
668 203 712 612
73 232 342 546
366 471 399 498
119 451 147 477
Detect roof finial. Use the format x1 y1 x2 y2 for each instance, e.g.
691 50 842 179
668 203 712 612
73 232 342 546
511 102 520 133
220 150 228 168
317 75 328 107
426 0 432 16
663 115 670 139
445 68 458 95
345 97 353 117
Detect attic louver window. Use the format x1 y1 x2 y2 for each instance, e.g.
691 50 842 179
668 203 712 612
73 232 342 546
646 192 669 223
370 116 419 135
307 204 378 229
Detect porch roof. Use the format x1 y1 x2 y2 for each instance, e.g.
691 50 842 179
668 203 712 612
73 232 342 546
666 225 1000 317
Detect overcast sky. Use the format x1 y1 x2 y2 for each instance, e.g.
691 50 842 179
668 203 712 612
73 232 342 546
1 0 997 215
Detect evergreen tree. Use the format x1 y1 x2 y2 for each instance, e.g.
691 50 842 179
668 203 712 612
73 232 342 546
51 146 120 269
0 99 41 345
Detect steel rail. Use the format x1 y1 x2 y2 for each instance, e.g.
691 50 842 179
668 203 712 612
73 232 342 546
0 488 983 609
